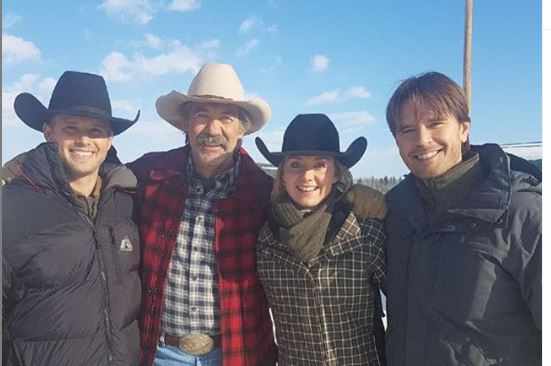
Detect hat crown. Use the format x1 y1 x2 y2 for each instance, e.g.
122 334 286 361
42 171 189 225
282 114 340 154
49 71 112 115
14 70 139 135
187 63 245 100
255 113 367 168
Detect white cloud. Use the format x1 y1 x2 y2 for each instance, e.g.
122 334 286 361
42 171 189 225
240 16 259 33
311 54 329 72
101 52 134 82
167 0 201 12
3 13 22 29
3 74 56 128
306 86 371 105
101 42 204 82
99 0 154 24
238 16 277 35
144 33 163 49
112 99 139 116
236 38 259 56
344 86 370 99
138 48 203 76
2 33 41 64
199 39 220 49
306 90 340 105
105 34 219 82
328 111 376 128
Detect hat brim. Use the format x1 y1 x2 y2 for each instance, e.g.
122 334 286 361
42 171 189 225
155 91 271 135
255 136 368 168
14 92 139 136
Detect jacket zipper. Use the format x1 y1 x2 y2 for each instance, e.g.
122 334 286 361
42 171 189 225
72 190 116 365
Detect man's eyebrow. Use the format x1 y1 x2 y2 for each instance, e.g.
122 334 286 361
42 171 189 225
397 121 413 129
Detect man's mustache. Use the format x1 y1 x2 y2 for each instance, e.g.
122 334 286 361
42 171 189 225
196 133 227 146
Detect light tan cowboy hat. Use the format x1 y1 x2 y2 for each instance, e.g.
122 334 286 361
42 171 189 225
156 63 271 134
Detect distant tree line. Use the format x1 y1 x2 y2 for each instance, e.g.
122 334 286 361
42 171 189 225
355 158 541 194
355 176 404 193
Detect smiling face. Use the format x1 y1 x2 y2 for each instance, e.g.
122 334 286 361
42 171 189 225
395 100 470 178
183 102 246 177
281 155 338 209
44 114 113 181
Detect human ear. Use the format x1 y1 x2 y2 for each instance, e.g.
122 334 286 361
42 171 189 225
43 123 54 142
459 121 470 143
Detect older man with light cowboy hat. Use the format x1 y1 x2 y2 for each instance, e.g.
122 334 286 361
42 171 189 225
127 63 277 366
2 70 142 366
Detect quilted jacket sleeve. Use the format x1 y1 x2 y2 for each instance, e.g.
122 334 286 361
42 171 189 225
505 188 541 330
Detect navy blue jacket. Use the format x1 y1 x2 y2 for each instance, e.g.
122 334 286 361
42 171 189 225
2 143 141 366
385 144 541 366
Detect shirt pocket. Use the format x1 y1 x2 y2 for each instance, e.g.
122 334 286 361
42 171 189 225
110 220 140 283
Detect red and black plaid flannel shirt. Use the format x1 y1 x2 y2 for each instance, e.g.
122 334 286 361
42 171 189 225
128 146 277 366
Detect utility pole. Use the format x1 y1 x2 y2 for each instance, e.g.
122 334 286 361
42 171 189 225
464 0 473 111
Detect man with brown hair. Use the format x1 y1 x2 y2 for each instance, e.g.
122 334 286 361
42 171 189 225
384 71 541 366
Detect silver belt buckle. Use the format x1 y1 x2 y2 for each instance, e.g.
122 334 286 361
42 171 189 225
179 334 215 356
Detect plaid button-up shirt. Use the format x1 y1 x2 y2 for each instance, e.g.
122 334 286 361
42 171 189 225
128 146 277 366
161 155 239 336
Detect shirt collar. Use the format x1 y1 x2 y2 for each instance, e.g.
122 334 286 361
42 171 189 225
186 151 241 196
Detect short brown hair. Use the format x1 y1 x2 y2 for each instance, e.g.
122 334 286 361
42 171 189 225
386 72 471 136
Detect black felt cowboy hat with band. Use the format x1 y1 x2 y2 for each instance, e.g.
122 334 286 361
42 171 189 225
255 113 367 168
14 71 140 136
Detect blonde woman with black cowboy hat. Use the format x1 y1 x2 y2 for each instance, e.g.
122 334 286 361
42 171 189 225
255 113 387 365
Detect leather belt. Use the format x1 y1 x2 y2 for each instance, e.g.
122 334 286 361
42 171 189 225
163 334 220 356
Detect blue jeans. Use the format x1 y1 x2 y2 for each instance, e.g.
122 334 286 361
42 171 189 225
154 343 222 366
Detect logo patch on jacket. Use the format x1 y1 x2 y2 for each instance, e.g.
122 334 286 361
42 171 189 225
120 236 134 252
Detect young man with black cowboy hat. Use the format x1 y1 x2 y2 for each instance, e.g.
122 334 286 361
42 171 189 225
384 72 541 366
254 114 387 366
2 71 142 366
127 63 277 366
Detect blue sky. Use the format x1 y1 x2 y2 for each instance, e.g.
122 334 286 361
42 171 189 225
2 0 543 178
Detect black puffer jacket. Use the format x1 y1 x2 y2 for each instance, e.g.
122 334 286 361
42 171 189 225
385 144 541 366
2 143 141 366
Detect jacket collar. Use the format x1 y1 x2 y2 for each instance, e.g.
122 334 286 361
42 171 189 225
447 144 511 222
388 144 514 227
147 145 265 200
17 142 135 196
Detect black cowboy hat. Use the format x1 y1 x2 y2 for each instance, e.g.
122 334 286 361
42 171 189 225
14 71 140 136
255 113 367 168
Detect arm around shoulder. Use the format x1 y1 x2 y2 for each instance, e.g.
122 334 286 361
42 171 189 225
344 184 387 220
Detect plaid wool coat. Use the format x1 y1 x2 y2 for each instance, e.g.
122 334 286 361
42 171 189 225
257 203 386 366
128 146 277 366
